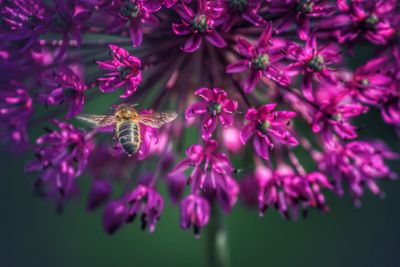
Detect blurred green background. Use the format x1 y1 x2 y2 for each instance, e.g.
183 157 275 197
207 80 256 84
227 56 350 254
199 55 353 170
0 107 399 267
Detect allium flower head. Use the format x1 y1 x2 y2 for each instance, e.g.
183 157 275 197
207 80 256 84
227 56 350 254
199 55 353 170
1 0 399 249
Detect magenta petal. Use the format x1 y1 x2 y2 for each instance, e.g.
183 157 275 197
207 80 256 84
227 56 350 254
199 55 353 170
129 19 143 47
237 38 256 58
205 31 226 48
168 158 193 176
244 70 261 93
226 60 250 74
257 21 272 50
172 23 191 35
253 135 270 160
240 123 255 144
301 72 314 101
185 102 208 119
195 87 214 102
201 115 217 140
183 34 202 52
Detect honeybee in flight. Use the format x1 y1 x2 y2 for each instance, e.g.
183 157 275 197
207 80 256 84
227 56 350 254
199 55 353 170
77 104 177 156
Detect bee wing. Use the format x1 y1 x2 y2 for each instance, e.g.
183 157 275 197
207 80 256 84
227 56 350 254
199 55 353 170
138 111 177 128
76 114 116 128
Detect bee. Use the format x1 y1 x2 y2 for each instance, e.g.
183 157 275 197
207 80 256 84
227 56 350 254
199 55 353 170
76 104 177 156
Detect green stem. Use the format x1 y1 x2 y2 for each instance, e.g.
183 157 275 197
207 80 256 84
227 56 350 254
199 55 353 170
207 205 230 267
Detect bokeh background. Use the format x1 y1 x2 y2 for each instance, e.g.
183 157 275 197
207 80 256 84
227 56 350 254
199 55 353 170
0 42 399 267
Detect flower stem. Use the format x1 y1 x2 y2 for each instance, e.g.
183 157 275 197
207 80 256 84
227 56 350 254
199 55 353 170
207 204 230 267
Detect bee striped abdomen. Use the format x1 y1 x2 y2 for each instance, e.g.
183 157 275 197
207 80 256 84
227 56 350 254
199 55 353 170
116 121 140 155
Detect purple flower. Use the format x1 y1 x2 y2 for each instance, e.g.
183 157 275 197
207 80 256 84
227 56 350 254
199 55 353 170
87 179 112 211
226 22 289 93
96 44 142 98
318 140 399 206
347 57 393 105
103 200 128 234
382 95 400 127
270 0 335 40
107 0 159 47
1 0 48 50
180 194 210 237
312 84 368 142
48 0 92 60
256 164 308 219
164 172 186 204
124 184 164 232
103 184 164 234
25 120 91 204
169 139 234 191
328 0 397 45
209 0 266 32
302 171 333 213
172 3 226 52
240 103 298 160
0 85 33 145
38 67 87 119
286 33 341 101
142 0 179 9
137 109 160 160
185 87 238 140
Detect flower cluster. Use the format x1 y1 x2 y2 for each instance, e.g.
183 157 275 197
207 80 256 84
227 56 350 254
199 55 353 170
0 0 399 239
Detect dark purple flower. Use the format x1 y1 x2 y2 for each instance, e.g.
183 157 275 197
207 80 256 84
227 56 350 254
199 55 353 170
382 95 400 127
38 67 87 119
108 0 160 47
124 184 164 232
209 0 266 32
48 0 92 60
347 57 393 105
256 164 308 219
318 140 399 206
169 139 234 190
172 3 226 52
226 22 289 93
240 103 298 160
25 120 91 203
185 87 238 140
0 85 33 145
180 194 210 238
142 0 179 9
270 0 335 40
103 200 128 234
286 33 341 101
312 84 368 142
164 172 186 204
96 44 142 98
87 179 112 211
1 0 48 50
322 0 396 45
